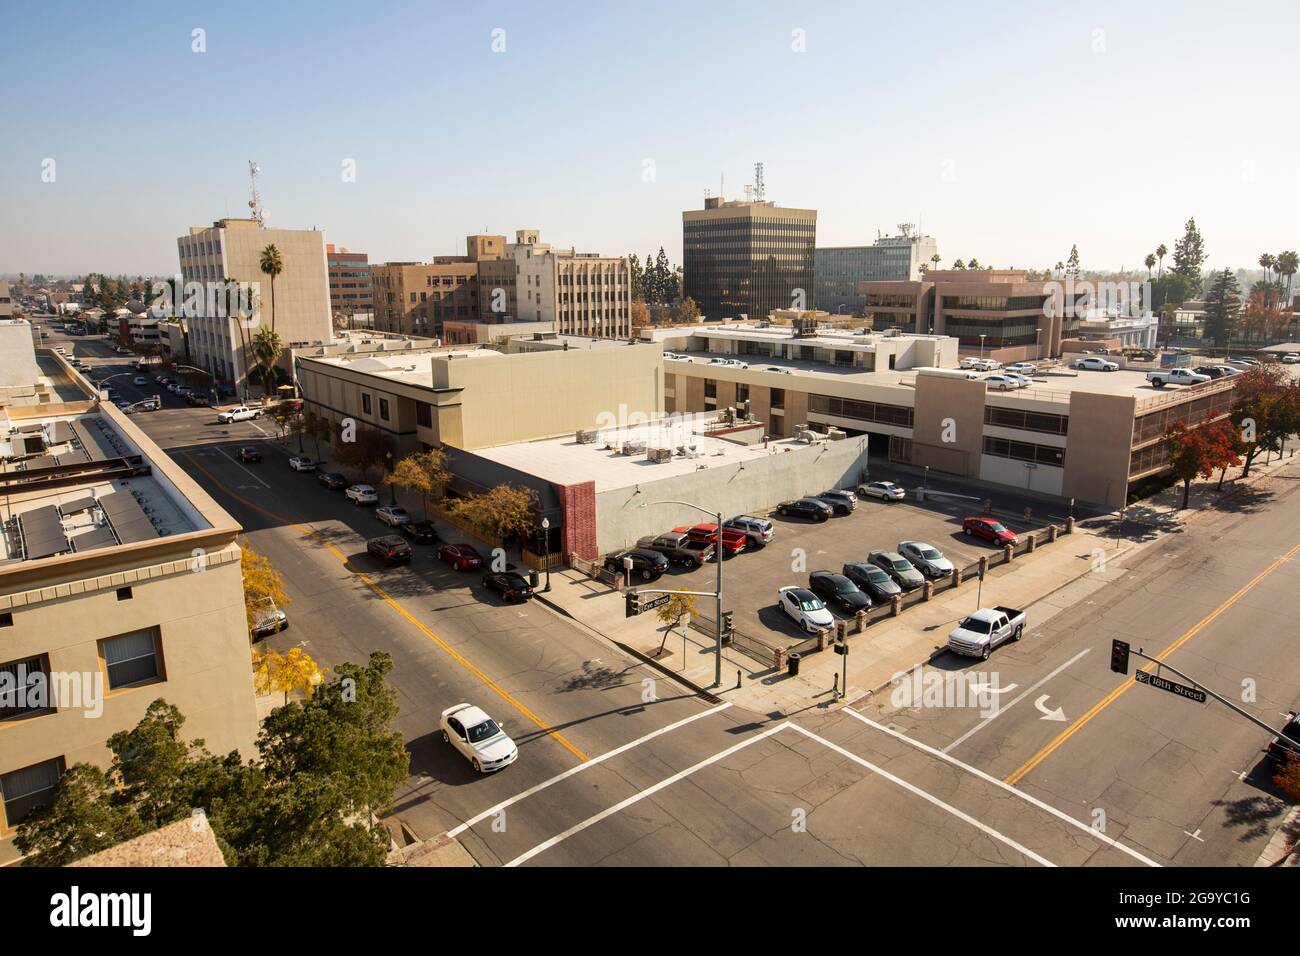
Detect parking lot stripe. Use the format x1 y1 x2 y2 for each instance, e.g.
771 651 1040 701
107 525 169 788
181 451 591 764
447 701 733 838
1002 538 1300 787
844 708 1160 866
940 648 1091 753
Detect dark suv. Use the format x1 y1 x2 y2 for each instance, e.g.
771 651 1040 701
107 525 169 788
814 490 857 515
775 498 833 522
367 535 413 565
808 571 872 613
400 521 441 544
604 548 669 581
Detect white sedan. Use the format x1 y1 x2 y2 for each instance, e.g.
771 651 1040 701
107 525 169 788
440 703 519 773
287 456 317 472
983 374 1022 391
857 480 906 501
778 586 835 633
1004 362 1037 376
345 484 379 505
375 505 410 526
1282 353 1300 364
1073 356 1119 372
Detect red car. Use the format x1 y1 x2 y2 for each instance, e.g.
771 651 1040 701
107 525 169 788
674 523 747 557
962 516 1019 546
236 446 262 463
438 543 484 571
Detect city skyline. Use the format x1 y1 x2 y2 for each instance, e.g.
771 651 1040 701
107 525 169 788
2 0 1297 275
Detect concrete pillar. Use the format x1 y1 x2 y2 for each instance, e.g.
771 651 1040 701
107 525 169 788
922 580 934 601
952 567 962 587
774 647 786 672
817 628 829 651
978 556 989 578
1066 516 1076 534
890 595 902 617
1027 533 1037 553
855 610 868 633
1003 544 1014 563
1048 524 1059 543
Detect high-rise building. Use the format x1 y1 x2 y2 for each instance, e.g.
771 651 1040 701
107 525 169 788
0 336 257 863
815 231 939 314
371 235 504 337
175 219 332 392
325 245 373 321
682 198 817 322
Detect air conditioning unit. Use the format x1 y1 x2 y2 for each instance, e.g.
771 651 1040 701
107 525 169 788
575 429 598 444
646 447 673 463
827 428 847 441
622 441 646 456
795 429 822 444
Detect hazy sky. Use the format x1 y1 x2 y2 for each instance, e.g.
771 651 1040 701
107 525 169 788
1 0 1296 276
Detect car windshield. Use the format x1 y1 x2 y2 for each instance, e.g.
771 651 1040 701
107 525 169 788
467 719 501 743
919 548 941 559
866 568 889 582
959 617 993 634
390 508 407 517
503 574 529 588
989 523 1008 533
800 598 824 612
833 579 856 592
892 559 910 571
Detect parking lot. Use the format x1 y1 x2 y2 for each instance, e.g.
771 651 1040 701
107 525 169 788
640 487 1051 649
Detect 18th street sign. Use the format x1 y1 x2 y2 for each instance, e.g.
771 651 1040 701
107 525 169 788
1136 670 1208 704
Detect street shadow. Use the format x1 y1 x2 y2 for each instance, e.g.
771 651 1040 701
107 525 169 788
554 658 635 693
755 604 811 639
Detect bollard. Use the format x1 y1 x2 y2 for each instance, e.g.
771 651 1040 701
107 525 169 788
922 580 933 601
616 572 625 590
1049 524 1059 543
773 647 786 672
855 609 868 633
978 555 989 578
817 627 829 651
952 567 962 587
1003 544 1013 563
1065 516 1075 534
1026 533 1037 553
890 595 902 617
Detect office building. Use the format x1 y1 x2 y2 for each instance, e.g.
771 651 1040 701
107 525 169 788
325 245 373 321
0 338 257 863
683 197 817 321
175 219 333 391
371 235 505 337
815 231 939 314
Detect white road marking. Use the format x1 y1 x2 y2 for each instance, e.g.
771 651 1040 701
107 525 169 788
213 445 271 489
445 701 732 839
1183 828 1204 842
844 708 1160 867
1034 695 1066 721
941 648 1091 753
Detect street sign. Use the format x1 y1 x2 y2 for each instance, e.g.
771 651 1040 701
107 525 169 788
625 592 671 618
1135 670 1208 704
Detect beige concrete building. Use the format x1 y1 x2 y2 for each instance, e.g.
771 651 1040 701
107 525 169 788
372 261 481 337
0 282 12 320
0 343 257 864
175 218 332 392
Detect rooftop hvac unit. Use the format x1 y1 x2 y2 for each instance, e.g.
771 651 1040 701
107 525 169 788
575 429 599 444
796 429 822 444
622 441 646 456
827 428 847 441
646 447 673 463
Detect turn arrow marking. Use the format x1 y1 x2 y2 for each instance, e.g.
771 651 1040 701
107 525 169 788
1035 695 1066 721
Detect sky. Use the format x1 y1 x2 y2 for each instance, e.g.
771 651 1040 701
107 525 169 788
1 0 1297 277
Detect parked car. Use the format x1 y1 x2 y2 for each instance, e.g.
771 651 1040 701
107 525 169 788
366 534 413 565
963 516 1019 546
763 366 794 374
483 568 535 603
316 471 348 490
1146 367 1210 387
1282 353 1300 364
675 523 747 557
375 505 411 527
777 586 835 633
983 374 1024 391
604 547 668 581
842 562 902 603
1072 356 1119 372
235 446 262 463
1004 362 1038 376
399 521 441 544
775 497 833 521
250 609 288 640
438 542 485 571
441 703 518 773
723 515 775 549
1192 365 1231 380
898 541 954 580
1264 712 1300 764
815 490 857 515
808 571 872 614
217 405 261 424
868 550 925 591
856 480 905 501
288 455 317 472
637 532 713 568
947 606 1027 660
185 392 210 406
345 484 379 506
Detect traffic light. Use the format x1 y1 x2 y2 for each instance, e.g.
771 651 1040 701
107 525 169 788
720 610 733 635
625 591 641 618
1110 639 1130 675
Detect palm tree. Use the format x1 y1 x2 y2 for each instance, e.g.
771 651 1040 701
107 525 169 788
1155 243 1168 279
967 258 982 270
1054 261 1065 279
1144 253 1156 279
1260 252 1276 305
953 259 966 270
252 326 283 398
1278 250 1298 307
930 253 941 272
259 244 284 334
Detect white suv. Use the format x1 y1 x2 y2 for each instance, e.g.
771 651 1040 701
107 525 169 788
345 484 379 505
217 405 261 423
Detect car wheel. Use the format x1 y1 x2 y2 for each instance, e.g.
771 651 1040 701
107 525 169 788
472 757 482 773
641 568 653 581
981 644 991 661
1012 624 1023 642
441 730 449 743
964 527 972 536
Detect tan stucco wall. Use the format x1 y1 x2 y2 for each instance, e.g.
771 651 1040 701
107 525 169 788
1062 391 1137 507
911 376 987 477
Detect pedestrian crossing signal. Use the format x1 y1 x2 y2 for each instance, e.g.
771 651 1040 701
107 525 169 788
1110 639 1130 675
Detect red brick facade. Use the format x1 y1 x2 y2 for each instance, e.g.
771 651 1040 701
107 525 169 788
557 480 597 561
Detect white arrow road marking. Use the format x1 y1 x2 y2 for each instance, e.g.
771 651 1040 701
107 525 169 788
984 681 1020 696
1035 695 1066 721
1183 829 1204 842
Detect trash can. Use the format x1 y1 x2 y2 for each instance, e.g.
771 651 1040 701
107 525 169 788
787 652 802 677
529 570 540 589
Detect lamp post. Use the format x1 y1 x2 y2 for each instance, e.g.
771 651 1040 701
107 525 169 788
979 334 987 363
540 516 552 592
1036 327 1043 361
640 498 725 688
385 450 396 506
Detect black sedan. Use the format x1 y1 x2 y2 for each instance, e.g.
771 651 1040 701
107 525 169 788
842 562 903 603
316 471 349 490
775 498 833 521
400 521 441 544
483 569 535 602
808 571 872 614
604 548 669 581
366 535 413 565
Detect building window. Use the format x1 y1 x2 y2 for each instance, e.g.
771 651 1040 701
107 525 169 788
100 629 162 690
416 402 432 428
362 394 372 414
770 387 785 409
2 758 63 830
0 654 53 721
116 586 133 601
704 379 716 399
982 436 1065 467
379 398 390 421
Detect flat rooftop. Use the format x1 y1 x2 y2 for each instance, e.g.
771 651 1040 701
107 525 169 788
472 415 815 493
311 347 504 384
684 323 943 351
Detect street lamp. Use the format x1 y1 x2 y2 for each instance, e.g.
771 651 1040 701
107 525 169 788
540 516 552 592
979 334 987 362
1035 327 1043 361
639 498 725 688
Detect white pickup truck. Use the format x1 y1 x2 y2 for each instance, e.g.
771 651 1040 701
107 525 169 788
216 405 262 424
947 606 1027 660
1146 368 1210 388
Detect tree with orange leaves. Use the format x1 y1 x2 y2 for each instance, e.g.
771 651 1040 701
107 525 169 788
1163 419 1243 509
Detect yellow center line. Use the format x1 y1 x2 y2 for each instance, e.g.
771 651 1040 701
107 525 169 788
1004 538 1300 786
182 450 590 763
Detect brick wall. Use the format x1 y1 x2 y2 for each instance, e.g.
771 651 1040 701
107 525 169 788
557 480 598 560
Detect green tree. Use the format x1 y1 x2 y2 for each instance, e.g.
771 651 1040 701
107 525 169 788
303 408 334 460
259 244 284 334
628 253 644 301
1065 244 1080 279
1155 243 1168 279
1144 253 1157 278
251 325 283 396
1202 268 1241 346
390 448 451 517
1171 218 1206 289
335 421 388 482
1230 365 1300 476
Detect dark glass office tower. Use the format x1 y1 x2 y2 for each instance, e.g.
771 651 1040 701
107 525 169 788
682 199 816 322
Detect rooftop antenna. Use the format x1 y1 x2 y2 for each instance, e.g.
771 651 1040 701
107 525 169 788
743 184 754 202
247 160 266 228
753 161 765 202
